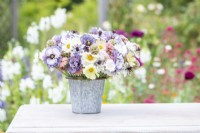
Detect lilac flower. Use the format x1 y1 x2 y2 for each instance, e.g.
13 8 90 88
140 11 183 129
89 27 99 34
115 30 128 38
113 50 124 70
103 31 123 43
0 101 5 108
185 71 195 80
43 46 62 68
52 35 62 47
80 34 96 51
62 31 78 40
67 54 82 74
130 30 144 38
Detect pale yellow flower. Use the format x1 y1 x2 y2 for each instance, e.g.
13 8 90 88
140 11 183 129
96 39 106 51
83 65 99 79
82 52 97 66
126 52 139 67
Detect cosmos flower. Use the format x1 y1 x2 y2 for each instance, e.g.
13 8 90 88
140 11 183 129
83 65 99 79
43 46 62 68
67 54 82 74
96 39 106 51
105 59 116 72
130 30 144 38
61 37 81 53
82 52 98 66
185 71 195 80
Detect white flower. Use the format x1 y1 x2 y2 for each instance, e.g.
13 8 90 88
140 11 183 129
82 52 98 66
153 62 161 67
102 21 111 30
165 45 172 51
134 67 146 83
114 44 127 56
140 49 151 63
1 60 21 81
184 60 192 66
51 8 67 28
126 42 137 51
157 68 165 75
30 97 40 104
148 83 155 89
33 50 40 63
31 63 45 80
137 4 146 13
43 75 53 89
12 45 25 59
105 59 116 72
148 3 155 11
61 38 80 53
19 78 35 92
157 3 163 11
83 65 99 80
26 23 39 44
0 109 6 122
1 86 10 101
108 90 116 100
39 17 50 31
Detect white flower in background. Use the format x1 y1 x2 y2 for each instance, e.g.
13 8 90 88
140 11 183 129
114 44 127 56
137 4 146 13
157 68 165 75
26 23 39 44
126 42 137 52
1 85 10 101
184 60 192 66
102 21 111 30
33 50 40 63
19 78 35 92
1 60 21 81
51 8 67 28
12 45 25 59
30 97 40 104
108 90 116 100
134 67 146 83
148 83 155 89
0 109 6 122
48 82 65 103
157 3 164 11
39 17 50 31
43 75 53 90
105 59 116 72
165 45 172 52
148 3 155 11
140 49 151 63
31 63 45 80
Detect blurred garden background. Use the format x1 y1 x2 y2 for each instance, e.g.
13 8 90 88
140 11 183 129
0 0 200 131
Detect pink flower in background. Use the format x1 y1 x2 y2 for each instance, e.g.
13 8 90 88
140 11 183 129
196 48 200 55
130 30 144 38
175 42 183 48
176 68 183 74
115 30 128 38
184 71 195 80
166 26 174 31
191 56 197 63
143 96 155 103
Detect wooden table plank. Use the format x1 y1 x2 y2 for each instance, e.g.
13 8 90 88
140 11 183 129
6 104 200 133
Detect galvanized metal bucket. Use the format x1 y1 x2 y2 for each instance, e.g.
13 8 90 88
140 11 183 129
68 79 105 114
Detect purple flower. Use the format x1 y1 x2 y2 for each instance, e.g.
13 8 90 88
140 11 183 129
67 54 82 74
130 30 144 38
53 35 61 44
71 44 84 55
185 71 195 80
89 27 99 34
44 46 62 68
80 34 96 51
113 50 124 70
115 30 128 38
103 31 123 43
0 101 5 108
135 56 143 67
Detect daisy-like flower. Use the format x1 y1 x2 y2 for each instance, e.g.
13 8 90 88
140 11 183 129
96 39 106 51
82 52 98 66
43 46 62 68
61 37 81 53
83 65 99 79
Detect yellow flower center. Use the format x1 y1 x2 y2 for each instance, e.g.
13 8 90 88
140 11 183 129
89 67 94 73
66 44 70 49
99 45 103 50
87 54 93 61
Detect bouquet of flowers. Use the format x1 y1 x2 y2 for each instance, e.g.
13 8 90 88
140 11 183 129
40 27 142 80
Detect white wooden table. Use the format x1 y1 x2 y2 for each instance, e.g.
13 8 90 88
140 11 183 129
6 104 200 133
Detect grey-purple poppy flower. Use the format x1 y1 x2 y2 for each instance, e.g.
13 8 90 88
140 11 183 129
103 31 123 43
89 27 99 34
52 35 62 47
67 54 82 74
113 50 124 70
44 46 62 68
80 34 96 51
130 30 144 38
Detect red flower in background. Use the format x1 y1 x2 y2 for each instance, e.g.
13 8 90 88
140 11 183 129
130 30 144 38
185 71 195 80
143 96 155 103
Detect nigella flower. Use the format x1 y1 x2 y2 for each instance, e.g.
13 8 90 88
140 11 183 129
71 44 84 55
67 54 82 74
43 46 62 68
113 50 124 70
185 71 195 80
130 30 144 38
